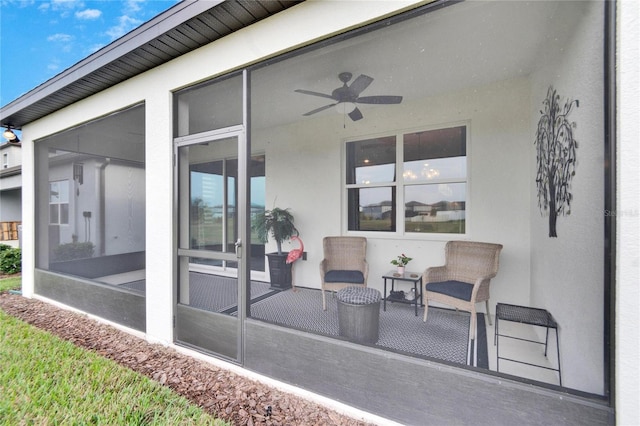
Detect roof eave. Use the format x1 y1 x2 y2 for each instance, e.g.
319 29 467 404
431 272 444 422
0 0 300 130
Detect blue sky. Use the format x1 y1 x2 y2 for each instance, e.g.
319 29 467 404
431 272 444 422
0 0 179 107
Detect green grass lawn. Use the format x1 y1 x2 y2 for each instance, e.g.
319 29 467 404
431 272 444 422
0 276 227 425
0 276 20 293
358 218 466 233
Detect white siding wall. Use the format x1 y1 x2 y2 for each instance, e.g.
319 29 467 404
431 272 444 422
0 144 21 168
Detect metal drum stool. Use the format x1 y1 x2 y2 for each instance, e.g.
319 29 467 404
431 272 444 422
336 286 381 344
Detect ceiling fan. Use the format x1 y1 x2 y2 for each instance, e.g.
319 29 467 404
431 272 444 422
295 72 403 121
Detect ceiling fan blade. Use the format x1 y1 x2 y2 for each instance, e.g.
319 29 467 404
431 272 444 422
348 74 374 96
294 89 335 100
356 95 403 104
303 103 338 116
348 107 363 121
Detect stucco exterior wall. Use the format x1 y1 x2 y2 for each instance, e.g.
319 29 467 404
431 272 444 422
616 0 640 423
15 1 637 420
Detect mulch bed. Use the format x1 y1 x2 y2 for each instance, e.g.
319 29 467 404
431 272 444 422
0 290 373 426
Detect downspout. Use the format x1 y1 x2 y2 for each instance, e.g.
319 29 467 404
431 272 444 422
97 159 110 255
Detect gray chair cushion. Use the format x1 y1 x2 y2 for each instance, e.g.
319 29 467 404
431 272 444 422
325 270 365 284
426 280 473 301
337 286 381 305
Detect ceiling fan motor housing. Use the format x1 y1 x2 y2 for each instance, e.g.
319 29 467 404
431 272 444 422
332 86 357 102
295 71 402 121
334 72 359 102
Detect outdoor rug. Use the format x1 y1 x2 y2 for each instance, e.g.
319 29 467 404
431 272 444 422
249 287 488 368
120 273 275 313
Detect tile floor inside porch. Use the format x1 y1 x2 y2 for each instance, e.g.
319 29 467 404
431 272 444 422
484 313 561 386
252 285 562 388
106 269 562 387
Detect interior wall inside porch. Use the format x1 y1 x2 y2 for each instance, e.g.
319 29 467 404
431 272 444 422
254 76 532 313
528 0 605 395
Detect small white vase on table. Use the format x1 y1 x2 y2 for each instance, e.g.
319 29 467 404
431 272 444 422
390 253 412 275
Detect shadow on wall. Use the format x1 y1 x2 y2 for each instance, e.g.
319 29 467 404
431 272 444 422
49 251 145 279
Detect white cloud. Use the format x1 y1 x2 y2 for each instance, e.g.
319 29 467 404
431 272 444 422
106 15 142 40
87 43 106 54
50 0 83 10
103 0 152 41
47 33 73 42
39 0 84 18
47 60 60 71
0 0 37 7
124 0 144 14
75 8 101 20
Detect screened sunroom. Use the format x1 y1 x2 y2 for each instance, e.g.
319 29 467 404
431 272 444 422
9 0 627 424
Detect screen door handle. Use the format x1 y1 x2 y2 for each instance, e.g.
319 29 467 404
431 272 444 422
235 239 242 258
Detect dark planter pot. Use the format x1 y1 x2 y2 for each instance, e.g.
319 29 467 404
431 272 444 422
266 252 292 291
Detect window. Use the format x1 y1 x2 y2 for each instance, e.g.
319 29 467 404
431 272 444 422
346 125 467 235
49 180 70 225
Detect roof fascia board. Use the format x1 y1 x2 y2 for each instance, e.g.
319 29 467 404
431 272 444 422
0 0 223 121
0 165 22 178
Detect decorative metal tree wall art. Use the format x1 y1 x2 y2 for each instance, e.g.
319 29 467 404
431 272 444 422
535 86 579 238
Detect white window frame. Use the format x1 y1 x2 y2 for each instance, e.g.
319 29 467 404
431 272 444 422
343 121 470 240
49 180 70 225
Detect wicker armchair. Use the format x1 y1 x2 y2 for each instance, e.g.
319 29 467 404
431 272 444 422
319 236 369 310
423 241 503 339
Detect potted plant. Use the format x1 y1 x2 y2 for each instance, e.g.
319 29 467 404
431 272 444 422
253 207 298 290
391 253 412 274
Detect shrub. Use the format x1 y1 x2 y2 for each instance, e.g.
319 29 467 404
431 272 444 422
0 247 21 274
52 242 95 262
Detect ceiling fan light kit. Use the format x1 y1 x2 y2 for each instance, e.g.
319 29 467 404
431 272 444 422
334 102 357 114
295 72 402 122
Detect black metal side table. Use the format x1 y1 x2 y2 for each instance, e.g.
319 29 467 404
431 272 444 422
494 303 562 386
382 271 423 316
